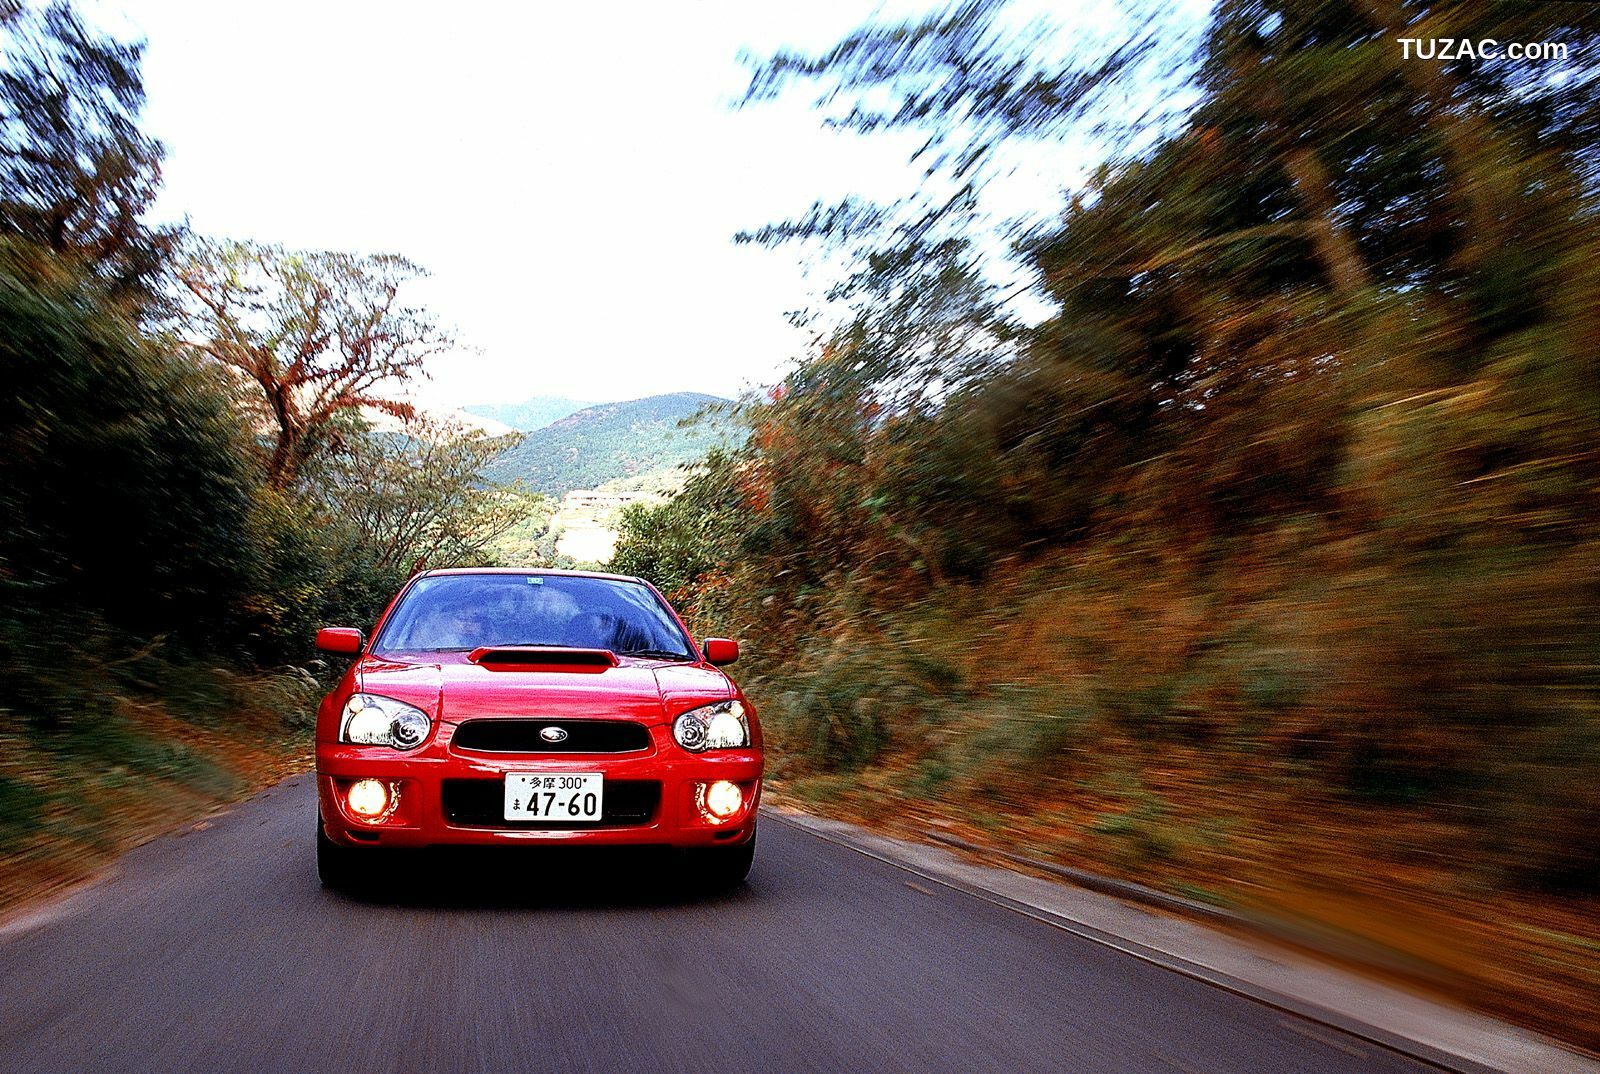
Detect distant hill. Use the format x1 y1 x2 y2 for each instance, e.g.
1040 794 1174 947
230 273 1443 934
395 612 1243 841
463 395 593 433
482 392 738 495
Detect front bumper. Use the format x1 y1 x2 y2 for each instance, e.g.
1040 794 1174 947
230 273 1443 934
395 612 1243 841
316 721 761 850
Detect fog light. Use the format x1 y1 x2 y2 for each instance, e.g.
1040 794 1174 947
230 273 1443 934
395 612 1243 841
346 778 390 819
703 780 743 820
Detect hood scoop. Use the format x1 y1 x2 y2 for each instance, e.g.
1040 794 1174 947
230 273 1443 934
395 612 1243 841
467 646 619 672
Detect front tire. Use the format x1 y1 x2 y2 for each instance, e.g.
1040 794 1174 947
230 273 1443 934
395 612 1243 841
686 828 757 893
316 815 361 891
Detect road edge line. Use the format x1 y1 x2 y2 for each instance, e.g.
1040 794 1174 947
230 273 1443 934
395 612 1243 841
764 808 1598 1074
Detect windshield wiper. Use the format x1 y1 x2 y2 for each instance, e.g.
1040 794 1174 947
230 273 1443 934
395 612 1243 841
619 648 691 661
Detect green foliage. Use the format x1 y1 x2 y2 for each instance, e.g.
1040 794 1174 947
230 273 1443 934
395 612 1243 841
910 757 953 798
0 241 254 644
0 776 46 846
969 686 1095 766
38 714 237 796
0 228 507 678
226 486 399 663
235 415 537 660
609 451 745 602
0 3 176 304
1090 794 1179 866
485 494 568 568
311 415 533 572
604 0 1600 890
769 668 892 773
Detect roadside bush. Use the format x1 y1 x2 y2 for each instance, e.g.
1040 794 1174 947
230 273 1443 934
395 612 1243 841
967 684 1096 768
0 241 255 642
231 486 404 665
767 665 893 773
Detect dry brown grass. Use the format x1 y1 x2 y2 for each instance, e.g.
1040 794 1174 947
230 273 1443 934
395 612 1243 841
0 687 310 919
767 751 1600 1054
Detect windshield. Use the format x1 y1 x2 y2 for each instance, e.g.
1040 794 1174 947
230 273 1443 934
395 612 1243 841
372 574 694 659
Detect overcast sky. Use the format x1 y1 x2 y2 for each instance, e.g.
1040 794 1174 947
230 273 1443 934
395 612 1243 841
106 1 1185 410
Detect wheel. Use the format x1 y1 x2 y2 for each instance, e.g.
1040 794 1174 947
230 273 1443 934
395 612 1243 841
685 827 757 893
316 815 361 890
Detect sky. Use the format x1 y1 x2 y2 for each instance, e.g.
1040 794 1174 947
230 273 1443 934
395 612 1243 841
101 1 1185 411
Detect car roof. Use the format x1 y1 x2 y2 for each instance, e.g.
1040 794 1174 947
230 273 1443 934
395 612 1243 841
417 567 648 585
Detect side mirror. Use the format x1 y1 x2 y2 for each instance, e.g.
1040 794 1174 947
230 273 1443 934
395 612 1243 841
316 627 365 656
702 638 739 666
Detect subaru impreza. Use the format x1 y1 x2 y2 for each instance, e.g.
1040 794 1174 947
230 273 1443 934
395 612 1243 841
313 568 761 890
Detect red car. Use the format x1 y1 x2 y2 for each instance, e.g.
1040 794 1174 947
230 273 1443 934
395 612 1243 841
312 568 762 890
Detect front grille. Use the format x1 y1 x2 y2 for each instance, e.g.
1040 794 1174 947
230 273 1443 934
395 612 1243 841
451 719 651 754
441 779 661 829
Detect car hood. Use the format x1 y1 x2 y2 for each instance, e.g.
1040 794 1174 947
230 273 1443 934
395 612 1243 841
353 653 732 725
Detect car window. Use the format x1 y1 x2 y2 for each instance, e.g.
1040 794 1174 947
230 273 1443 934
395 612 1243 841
372 574 693 658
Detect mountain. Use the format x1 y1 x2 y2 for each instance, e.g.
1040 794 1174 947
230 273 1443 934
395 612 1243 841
482 392 738 495
359 403 516 438
462 395 593 433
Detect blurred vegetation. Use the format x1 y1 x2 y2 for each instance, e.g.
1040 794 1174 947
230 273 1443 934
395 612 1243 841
0 0 1593 1036
0 2 521 896
0 1 175 307
614 0 1600 894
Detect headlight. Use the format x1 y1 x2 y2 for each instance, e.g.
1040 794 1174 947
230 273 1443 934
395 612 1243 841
673 700 749 752
339 693 431 750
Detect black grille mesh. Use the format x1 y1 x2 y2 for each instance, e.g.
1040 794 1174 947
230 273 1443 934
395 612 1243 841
451 719 651 754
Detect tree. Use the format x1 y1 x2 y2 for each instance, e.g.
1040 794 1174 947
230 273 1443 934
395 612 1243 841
610 453 743 596
176 240 453 487
0 238 253 645
608 450 749 633
643 0 1600 890
311 414 531 573
0 2 175 305
485 496 568 570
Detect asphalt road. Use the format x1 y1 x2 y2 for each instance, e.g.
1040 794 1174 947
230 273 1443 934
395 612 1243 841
0 775 1438 1074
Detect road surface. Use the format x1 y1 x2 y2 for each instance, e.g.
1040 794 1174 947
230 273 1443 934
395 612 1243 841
0 774 1438 1074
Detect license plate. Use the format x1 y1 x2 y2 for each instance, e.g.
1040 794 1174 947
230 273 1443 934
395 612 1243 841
504 772 604 821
